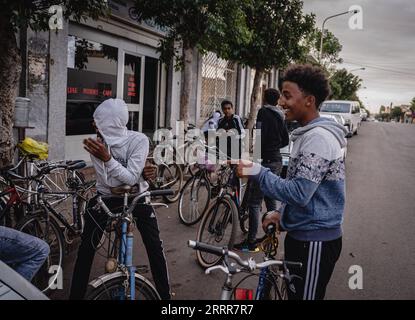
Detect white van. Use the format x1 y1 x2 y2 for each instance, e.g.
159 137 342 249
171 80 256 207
320 100 361 137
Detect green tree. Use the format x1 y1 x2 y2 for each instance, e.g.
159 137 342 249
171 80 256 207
329 69 362 100
379 105 386 114
134 0 251 128
391 107 403 122
303 28 343 67
0 0 109 167
226 0 314 131
410 97 415 112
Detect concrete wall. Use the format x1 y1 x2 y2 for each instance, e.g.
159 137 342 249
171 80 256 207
25 30 49 143
48 21 68 160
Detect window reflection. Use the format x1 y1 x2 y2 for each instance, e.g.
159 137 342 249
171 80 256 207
66 35 118 136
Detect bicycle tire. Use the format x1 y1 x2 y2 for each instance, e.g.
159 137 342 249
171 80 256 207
16 213 64 293
160 163 183 203
86 274 160 300
178 175 211 226
196 195 238 268
263 271 288 300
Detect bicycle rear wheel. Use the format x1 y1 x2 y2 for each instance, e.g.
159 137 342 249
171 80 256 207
86 274 160 300
16 213 64 293
159 163 183 203
196 195 238 268
178 175 211 226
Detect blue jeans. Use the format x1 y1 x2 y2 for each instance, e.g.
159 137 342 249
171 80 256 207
0 226 50 281
247 161 282 243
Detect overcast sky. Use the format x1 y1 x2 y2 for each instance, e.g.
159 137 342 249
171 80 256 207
302 0 415 113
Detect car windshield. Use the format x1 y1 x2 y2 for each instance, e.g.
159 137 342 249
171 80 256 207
320 103 351 113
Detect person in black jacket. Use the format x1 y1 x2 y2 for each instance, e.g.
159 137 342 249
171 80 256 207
234 88 289 252
217 100 245 160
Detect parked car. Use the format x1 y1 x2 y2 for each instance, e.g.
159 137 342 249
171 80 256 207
320 100 361 137
360 109 368 121
320 114 348 160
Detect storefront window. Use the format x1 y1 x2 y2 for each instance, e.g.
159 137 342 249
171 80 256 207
66 35 118 136
123 54 141 105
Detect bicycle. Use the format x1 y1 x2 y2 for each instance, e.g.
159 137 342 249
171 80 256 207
188 238 302 300
85 186 174 300
195 164 250 268
177 159 222 226
3 161 94 292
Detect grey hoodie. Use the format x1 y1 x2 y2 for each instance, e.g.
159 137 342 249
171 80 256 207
92 99 149 195
253 116 348 242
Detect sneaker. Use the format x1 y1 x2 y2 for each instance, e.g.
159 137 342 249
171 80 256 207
233 239 259 253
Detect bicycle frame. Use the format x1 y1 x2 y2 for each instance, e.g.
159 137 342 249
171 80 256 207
0 186 22 223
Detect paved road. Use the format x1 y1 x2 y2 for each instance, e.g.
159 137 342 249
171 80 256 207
327 122 415 299
54 121 415 300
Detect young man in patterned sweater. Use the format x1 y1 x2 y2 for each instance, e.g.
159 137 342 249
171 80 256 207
236 64 348 300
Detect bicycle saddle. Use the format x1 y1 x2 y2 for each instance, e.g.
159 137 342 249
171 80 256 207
110 184 133 195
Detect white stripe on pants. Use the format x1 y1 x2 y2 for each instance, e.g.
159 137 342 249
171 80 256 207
303 241 322 300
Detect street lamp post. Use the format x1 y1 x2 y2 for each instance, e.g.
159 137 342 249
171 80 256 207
350 67 366 72
319 9 360 63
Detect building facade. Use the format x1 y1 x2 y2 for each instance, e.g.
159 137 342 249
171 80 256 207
17 1 279 161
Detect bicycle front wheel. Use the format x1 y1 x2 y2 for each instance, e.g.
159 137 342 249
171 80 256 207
178 175 211 226
16 213 64 293
86 274 160 300
159 163 183 203
259 271 288 300
196 195 238 268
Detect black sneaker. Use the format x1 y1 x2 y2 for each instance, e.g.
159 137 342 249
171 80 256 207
233 239 259 253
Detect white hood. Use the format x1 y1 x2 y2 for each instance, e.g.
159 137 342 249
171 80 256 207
93 98 130 148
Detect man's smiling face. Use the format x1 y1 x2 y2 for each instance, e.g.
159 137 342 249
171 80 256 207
279 81 313 123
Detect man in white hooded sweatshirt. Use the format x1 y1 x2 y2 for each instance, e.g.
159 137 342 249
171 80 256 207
69 98 170 300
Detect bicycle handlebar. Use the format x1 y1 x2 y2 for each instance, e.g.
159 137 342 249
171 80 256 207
188 240 302 271
97 189 174 218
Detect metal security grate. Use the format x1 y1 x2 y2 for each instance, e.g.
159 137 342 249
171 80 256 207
200 52 237 124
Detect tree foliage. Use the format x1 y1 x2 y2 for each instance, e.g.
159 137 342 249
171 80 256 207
329 68 362 100
0 0 109 167
410 97 415 112
0 0 109 32
303 28 343 66
134 0 251 69
226 0 315 71
391 106 403 120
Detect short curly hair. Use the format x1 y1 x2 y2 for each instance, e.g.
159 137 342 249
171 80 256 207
281 64 331 108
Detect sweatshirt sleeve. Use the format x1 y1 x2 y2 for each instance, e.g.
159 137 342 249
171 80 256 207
252 150 332 207
104 136 149 186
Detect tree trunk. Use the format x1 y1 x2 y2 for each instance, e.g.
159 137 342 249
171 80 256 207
179 47 193 129
0 16 21 168
247 69 263 151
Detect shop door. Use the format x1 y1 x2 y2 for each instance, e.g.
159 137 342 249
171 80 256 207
122 53 144 132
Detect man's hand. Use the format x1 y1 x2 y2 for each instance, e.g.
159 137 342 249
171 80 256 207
234 159 261 178
262 211 282 234
83 138 111 162
143 163 158 181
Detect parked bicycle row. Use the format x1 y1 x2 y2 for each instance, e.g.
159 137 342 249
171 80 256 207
2 65 349 300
